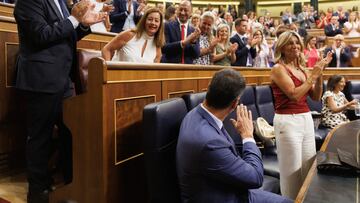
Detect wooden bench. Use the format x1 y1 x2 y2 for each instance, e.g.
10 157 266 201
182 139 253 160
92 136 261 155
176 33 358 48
0 2 14 17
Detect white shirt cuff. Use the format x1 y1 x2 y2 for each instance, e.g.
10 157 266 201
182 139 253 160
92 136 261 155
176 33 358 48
242 138 256 144
68 16 80 29
246 44 251 49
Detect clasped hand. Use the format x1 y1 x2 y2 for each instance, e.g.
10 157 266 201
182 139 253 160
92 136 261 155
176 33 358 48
71 0 109 27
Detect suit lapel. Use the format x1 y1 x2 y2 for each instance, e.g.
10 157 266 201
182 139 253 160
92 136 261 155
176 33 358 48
197 106 238 155
48 0 64 20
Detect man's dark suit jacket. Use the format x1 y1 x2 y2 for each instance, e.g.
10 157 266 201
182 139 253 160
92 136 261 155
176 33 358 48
324 24 343 36
14 0 91 94
177 105 265 202
324 47 352 67
161 20 200 64
110 0 141 33
230 34 256 67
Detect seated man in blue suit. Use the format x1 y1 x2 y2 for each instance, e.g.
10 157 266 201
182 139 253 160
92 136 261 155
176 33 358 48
177 69 292 203
161 0 200 64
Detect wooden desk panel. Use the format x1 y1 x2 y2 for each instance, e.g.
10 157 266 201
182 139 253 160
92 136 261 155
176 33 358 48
296 120 360 203
0 3 14 18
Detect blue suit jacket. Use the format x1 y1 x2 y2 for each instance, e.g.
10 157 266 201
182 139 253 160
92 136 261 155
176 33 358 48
110 0 141 33
176 105 264 203
230 34 256 67
161 20 200 64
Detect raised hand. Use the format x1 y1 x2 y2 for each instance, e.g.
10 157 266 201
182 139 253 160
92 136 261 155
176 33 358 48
230 104 254 139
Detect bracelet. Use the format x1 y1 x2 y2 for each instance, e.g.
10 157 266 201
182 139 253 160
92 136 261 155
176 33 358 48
306 77 314 85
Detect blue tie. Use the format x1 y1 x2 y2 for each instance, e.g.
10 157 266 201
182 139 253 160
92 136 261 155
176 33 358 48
59 0 70 18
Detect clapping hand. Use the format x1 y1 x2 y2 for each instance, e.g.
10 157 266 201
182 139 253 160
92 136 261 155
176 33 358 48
72 0 108 27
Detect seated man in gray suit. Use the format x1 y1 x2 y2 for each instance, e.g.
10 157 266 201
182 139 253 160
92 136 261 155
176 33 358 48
176 69 292 203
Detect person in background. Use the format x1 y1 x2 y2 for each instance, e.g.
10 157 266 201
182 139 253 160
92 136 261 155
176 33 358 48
252 29 272 68
156 2 164 13
297 4 314 29
316 11 328 29
304 35 321 68
343 11 360 37
90 0 114 32
270 31 332 199
102 7 164 63
14 0 108 202
224 12 237 37
190 13 200 28
324 16 343 37
321 75 358 128
161 0 200 64
282 8 297 25
164 5 176 22
333 6 348 28
109 0 142 33
193 11 218 65
213 24 237 66
324 34 352 67
177 68 293 203
289 23 307 39
231 19 259 67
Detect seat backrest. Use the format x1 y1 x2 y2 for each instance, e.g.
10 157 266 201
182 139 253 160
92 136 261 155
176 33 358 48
223 86 259 146
182 92 207 111
344 80 360 101
143 98 188 203
255 85 275 125
74 49 101 95
306 96 322 112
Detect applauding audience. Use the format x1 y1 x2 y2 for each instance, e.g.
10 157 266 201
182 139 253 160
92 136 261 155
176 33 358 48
102 7 164 63
161 0 200 64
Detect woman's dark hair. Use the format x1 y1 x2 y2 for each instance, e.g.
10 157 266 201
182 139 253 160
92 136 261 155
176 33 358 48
304 35 316 49
206 69 246 109
327 75 345 91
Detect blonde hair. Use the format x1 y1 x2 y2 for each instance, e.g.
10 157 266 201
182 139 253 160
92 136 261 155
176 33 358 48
274 31 305 66
135 7 165 47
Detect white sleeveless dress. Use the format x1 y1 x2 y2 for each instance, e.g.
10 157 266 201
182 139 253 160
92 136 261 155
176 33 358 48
112 32 157 63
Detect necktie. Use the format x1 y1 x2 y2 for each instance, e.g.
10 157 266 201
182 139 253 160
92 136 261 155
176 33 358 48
242 37 253 67
59 0 70 18
181 24 185 64
242 37 247 45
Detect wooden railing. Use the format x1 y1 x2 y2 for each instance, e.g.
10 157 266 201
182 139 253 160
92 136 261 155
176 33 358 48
0 2 14 17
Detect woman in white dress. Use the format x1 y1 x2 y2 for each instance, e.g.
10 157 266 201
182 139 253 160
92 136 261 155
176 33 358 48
102 7 164 63
344 12 360 37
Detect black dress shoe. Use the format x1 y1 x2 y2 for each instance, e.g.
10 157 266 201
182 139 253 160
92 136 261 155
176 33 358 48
27 189 50 203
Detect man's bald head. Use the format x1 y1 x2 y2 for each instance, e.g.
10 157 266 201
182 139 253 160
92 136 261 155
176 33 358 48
177 0 192 23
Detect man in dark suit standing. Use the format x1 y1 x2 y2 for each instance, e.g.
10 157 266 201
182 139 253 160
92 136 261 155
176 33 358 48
177 69 292 203
109 0 143 33
324 16 343 37
230 19 259 67
14 0 107 202
161 0 200 64
324 34 352 67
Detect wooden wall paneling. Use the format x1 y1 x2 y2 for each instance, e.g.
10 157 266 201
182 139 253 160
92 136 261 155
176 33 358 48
198 78 211 92
162 79 198 99
104 81 161 203
51 58 107 203
77 40 101 50
0 29 25 176
0 3 14 18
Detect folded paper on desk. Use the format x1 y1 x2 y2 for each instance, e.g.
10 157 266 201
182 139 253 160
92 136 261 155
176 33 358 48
316 149 360 173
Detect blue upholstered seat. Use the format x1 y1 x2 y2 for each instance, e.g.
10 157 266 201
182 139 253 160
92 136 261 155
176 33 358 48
143 98 188 203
